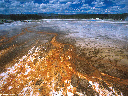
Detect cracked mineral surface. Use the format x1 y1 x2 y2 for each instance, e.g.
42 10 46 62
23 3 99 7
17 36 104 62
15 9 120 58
0 19 128 96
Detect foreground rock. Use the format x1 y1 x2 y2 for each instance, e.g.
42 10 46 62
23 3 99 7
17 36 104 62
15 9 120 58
0 20 128 95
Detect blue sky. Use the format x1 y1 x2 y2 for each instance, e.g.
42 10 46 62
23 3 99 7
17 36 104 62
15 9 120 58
0 0 128 14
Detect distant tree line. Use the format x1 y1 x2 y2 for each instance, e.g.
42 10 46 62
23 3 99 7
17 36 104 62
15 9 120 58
10 14 42 21
41 13 128 20
0 13 128 21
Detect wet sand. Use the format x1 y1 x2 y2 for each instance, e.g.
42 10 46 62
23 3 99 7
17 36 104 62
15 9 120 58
0 23 128 95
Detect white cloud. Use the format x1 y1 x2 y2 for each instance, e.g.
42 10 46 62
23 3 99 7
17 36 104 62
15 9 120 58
72 0 80 4
91 0 105 8
0 0 128 14
103 0 128 13
106 5 128 13
40 3 46 9
109 0 128 6
90 0 128 13
80 4 91 9
59 0 74 2
14 0 34 2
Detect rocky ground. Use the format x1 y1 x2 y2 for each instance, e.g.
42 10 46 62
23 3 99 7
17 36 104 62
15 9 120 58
0 20 128 95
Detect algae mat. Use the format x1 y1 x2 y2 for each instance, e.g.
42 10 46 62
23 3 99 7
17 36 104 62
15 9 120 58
0 25 128 96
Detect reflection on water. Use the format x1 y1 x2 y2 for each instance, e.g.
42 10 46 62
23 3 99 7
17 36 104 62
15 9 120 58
0 26 128 96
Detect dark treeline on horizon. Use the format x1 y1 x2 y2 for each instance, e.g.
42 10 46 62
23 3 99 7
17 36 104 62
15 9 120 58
61 13 128 20
0 14 42 21
0 13 128 21
10 14 42 21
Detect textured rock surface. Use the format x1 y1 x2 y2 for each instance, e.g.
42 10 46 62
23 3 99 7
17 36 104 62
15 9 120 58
0 20 128 95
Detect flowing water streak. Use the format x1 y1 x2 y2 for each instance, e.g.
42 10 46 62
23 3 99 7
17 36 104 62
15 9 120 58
0 25 128 95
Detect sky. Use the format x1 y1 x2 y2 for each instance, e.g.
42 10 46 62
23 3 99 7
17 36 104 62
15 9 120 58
0 0 128 14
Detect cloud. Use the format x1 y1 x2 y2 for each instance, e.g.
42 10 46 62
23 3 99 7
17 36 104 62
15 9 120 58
59 0 74 2
80 4 91 9
14 0 34 2
108 0 128 7
0 0 128 14
106 5 127 13
105 0 128 13
91 1 105 8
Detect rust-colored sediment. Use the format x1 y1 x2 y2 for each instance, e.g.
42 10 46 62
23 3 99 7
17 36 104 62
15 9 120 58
0 25 128 96
0 31 25 47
